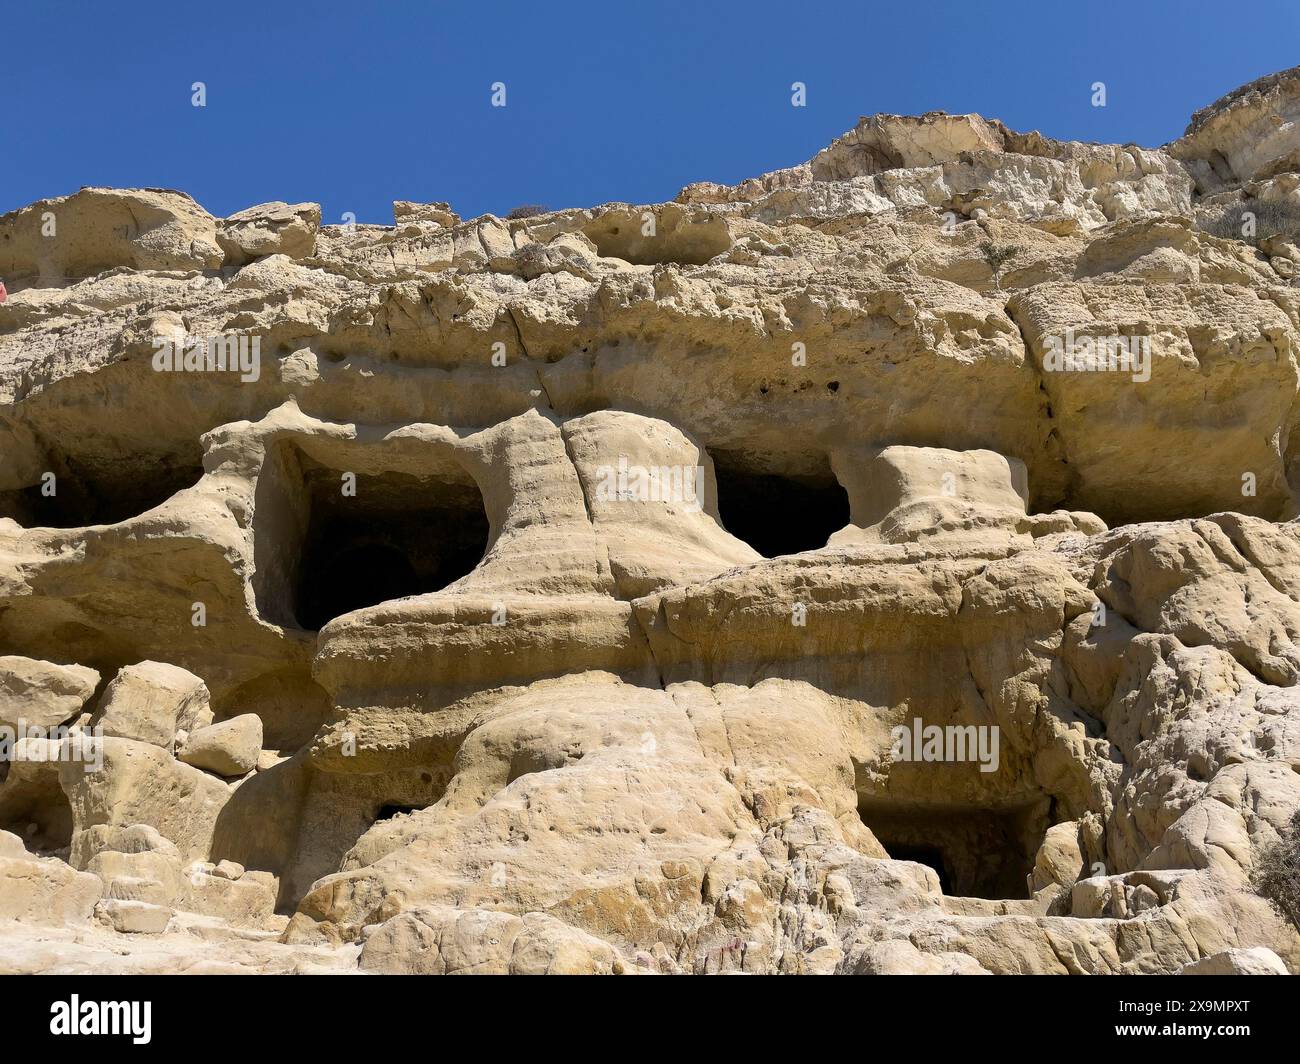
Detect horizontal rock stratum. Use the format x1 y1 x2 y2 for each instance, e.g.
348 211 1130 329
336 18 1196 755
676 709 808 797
2 68 1300 975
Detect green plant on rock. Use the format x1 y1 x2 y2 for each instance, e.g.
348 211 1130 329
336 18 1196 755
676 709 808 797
1253 809 1300 932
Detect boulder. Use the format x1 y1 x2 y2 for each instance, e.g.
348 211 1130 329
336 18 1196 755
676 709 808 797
98 898 172 934
1178 948 1290 975
177 715 262 777
59 737 230 866
93 662 210 750
0 832 102 924
0 187 222 284
0 657 99 732
217 201 320 264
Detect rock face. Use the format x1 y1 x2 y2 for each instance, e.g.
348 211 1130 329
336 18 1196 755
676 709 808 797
2 69 1300 974
0 656 99 734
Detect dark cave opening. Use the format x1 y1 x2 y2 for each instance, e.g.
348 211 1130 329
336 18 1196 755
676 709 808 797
293 466 490 631
0 456 205 529
374 803 421 821
0 762 74 857
859 801 1048 900
710 454 849 558
256 444 491 632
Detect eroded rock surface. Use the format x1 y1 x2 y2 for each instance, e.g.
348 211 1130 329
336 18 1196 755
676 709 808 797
3 70 1300 974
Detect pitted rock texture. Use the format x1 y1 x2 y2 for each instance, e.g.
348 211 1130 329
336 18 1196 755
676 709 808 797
2 69 1300 974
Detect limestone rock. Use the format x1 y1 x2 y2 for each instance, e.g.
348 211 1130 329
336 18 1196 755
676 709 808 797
1178 947 1289 975
1174 66 1300 190
358 907 627 975
88 844 276 929
93 661 211 750
0 828 27 859
393 201 460 229
830 444 1038 547
213 859 244 880
0 187 223 284
843 938 991 975
59 737 230 865
1032 821 1086 894
0 831 102 924
4 67 1300 976
0 656 99 732
177 715 262 777
98 898 173 934
218 201 320 265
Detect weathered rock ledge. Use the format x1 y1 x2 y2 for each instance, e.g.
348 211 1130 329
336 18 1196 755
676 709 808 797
2 68 1300 974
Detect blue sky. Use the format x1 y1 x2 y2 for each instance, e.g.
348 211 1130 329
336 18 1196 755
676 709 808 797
3 0 1296 225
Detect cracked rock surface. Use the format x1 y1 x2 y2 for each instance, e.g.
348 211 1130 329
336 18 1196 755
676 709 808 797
2 68 1300 974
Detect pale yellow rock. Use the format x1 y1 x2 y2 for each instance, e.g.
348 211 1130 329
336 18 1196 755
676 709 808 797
218 201 320 265
0 656 99 732
0 187 223 285
1 67 1300 976
0 829 27 859
1178 947 1289 975
213 859 244 881
844 938 992 975
1173 66 1300 189
358 906 626 975
93 661 211 750
0 831 102 925
98 898 173 934
60 737 230 866
562 409 759 594
177 715 262 777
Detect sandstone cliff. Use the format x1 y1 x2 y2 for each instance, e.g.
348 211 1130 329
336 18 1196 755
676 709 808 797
2 68 1300 975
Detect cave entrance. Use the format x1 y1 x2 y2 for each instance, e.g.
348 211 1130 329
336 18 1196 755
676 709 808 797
254 441 491 632
710 453 849 557
0 453 205 528
859 800 1048 900
0 762 74 857
883 842 952 894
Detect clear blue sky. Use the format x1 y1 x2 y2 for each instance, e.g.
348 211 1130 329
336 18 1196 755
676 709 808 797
3 0 1297 225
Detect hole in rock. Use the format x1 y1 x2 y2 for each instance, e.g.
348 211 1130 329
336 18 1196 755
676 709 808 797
255 441 490 631
0 454 205 528
0 762 74 856
711 452 849 557
213 761 450 913
859 801 1049 900
883 843 952 894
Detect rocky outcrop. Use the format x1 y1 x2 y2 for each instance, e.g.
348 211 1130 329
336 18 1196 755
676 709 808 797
0 656 99 733
2 70 1300 974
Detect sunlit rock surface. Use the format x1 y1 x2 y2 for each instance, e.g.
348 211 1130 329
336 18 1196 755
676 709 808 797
2 68 1300 974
